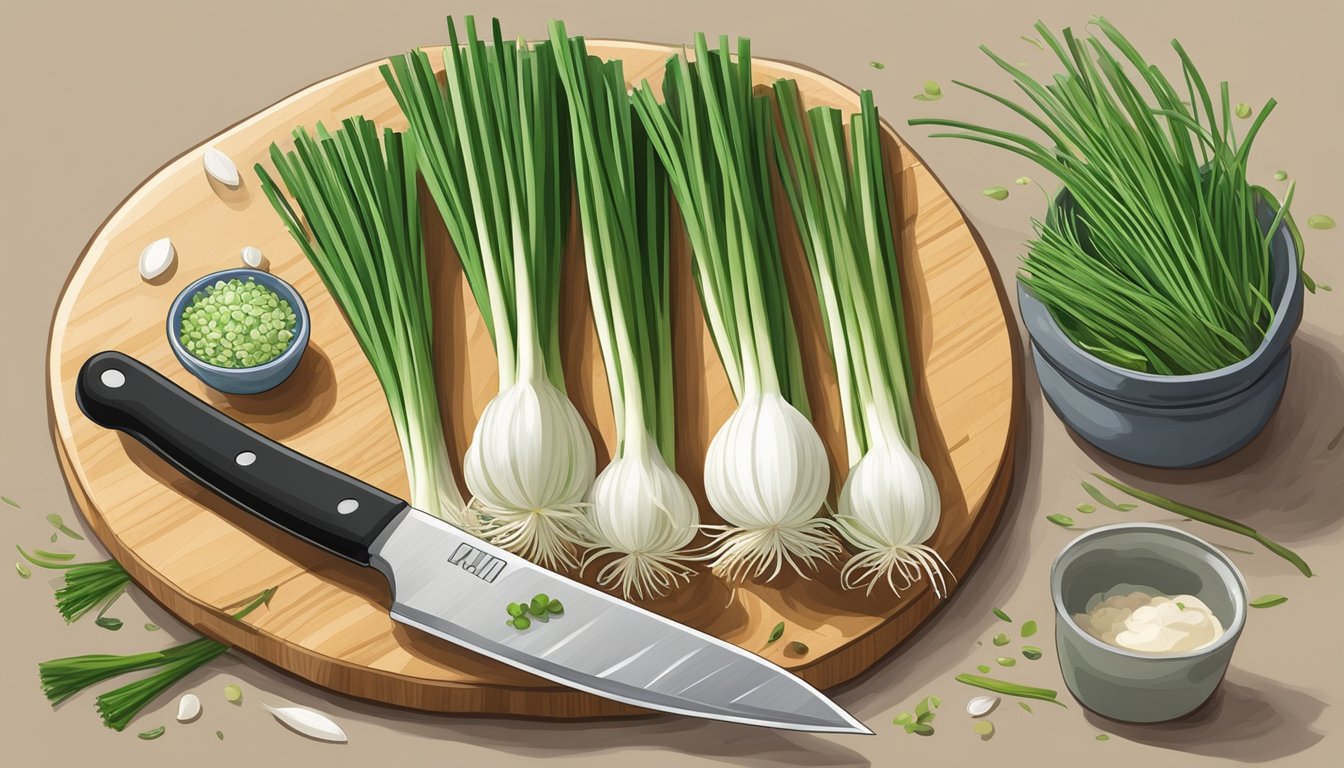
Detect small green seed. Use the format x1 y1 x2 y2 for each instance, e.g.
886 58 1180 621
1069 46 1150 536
145 623 160 631
216 730 224 740
16 562 31 579
992 633 1010 646
0 495 19 508
1307 215 1337 230
995 656 1016 667
982 186 1010 201
972 720 994 738
224 683 242 703
977 664 991 674
869 61 886 70
138 726 166 740
1076 503 1096 514
787 641 809 655
1096 734 1110 742
1046 513 1074 527
1019 702 1033 713
1014 177 1032 186
992 608 1012 623
1274 170 1289 182
1021 620 1037 638
1022 646 1043 660
95 616 124 631
923 80 942 97
1234 102 1252 119
768 622 785 643
1250 594 1288 608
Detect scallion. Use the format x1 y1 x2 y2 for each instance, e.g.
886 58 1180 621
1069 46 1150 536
632 33 838 581
382 17 593 569
550 22 697 597
772 83 949 596
256 119 466 526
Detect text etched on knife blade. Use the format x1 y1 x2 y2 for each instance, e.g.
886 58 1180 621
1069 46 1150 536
449 542 506 583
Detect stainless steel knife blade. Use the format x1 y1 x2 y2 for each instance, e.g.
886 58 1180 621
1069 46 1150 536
371 509 871 734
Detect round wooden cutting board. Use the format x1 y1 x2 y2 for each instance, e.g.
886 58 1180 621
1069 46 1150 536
48 40 1019 719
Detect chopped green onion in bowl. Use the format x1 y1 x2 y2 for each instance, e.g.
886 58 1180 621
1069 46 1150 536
178 277 296 369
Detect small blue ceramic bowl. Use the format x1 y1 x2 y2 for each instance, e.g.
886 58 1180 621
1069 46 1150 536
167 268 309 395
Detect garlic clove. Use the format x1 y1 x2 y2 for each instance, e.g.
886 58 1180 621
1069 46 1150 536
139 237 176 280
176 692 202 722
241 245 264 268
203 147 240 187
265 703 347 743
966 695 999 717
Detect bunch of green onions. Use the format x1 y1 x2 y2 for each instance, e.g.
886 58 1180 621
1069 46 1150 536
29 550 276 731
256 118 466 525
549 22 697 599
773 84 949 596
383 17 594 569
633 34 839 581
910 16 1296 375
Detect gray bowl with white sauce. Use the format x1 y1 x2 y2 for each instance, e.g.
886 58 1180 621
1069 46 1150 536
1050 523 1248 722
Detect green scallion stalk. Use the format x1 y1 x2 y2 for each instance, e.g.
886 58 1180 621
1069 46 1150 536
255 118 466 526
909 17 1299 375
382 17 594 569
772 84 949 597
40 587 277 731
18 547 131 622
632 33 838 581
549 22 697 599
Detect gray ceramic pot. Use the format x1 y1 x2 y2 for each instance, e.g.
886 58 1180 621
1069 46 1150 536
1051 523 1248 723
1019 193 1304 468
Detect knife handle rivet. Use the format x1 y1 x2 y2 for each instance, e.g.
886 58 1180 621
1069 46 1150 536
235 451 257 467
336 498 359 515
100 369 126 389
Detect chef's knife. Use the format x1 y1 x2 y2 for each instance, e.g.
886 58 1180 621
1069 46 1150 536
76 351 869 734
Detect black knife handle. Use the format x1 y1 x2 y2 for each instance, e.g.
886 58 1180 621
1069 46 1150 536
76 351 407 565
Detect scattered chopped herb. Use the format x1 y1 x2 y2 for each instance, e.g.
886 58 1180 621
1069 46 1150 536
982 186 1010 201
1046 513 1074 528
768 622 785 643
894 712 914 726
1274 170 1289 182
1176 601 1186 610
995 656 1016 667
1014 177 1032 186
506 602 526 618
50 533 58 543
17 550 131 623
510 615 532 630
223 683 242 703
955 674 1066 706
216 730 224 740
1021 620 1037 638
1331 425 1344 452
144 623 160 632
1076 504 1096 514
34 550 75 561
972 720 995 738
913 94 938 102
788 641 810 655
977 664 992 674
992 608 1013 622
546 599 564 615
530 594 550 615
1250 594 1288 608
45 514 84 541
1081 481 1136 511
869 61 886 70
95 617 124 631
923 81 942 97
1234 102 1252 119
911 723 935 736
1321 284 1334 291
1307 215 1337 230
1096 734 1110 742
1021 35 1044 50
1018 701 1033 713
1094 475 1312 576
1 495 19 508
992 632 1010 646
16 562 31 579
1022 646 1043 660
137 726 165 740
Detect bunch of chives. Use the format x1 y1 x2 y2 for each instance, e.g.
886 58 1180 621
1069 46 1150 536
910 16 1296 375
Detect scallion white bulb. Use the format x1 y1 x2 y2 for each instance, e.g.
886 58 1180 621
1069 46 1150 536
702 392 840 581
464 377 596 569
834 442 949 596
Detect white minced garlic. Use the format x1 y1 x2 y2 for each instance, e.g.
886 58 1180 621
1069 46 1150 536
241 245 264 268
138 237 176 280
203 147 240 187
1075 591 1224 654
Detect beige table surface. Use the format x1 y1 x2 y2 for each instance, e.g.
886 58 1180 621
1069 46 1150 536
2 1 1340 766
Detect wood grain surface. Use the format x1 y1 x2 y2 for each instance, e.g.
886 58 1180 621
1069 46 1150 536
47 40 1019 718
